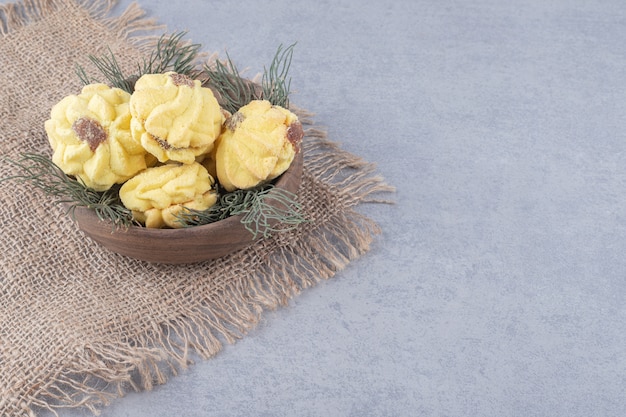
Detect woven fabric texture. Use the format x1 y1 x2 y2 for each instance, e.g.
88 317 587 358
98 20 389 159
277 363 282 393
0 1 391 416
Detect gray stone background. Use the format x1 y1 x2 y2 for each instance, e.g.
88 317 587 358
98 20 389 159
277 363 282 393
36 0 626 416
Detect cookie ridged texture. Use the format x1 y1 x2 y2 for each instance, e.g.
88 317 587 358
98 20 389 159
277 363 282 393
130 72 224 164
44 84 153 191
119 162 218 228
215 100 302 192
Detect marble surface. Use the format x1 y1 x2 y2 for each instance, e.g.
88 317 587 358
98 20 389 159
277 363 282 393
32 0 626 416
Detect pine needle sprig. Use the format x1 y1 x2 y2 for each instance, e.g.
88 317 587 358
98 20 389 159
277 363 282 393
177 184 306 239
203 52 261 114
262 43 296 108
203 43 296 113
75 47 134 93
75 31 201 94
240 185 305 238
138 31 202 76
1 153 134 228
75 64 96 86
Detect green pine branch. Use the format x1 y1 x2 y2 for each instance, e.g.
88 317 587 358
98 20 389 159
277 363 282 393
203 42 296 113
176 184 306 239
1 153 135 228
75 31 201 93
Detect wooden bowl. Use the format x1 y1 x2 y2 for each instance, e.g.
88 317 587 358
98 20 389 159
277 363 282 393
72 151 303 264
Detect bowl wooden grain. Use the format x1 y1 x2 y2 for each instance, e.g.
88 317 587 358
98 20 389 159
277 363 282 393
72 150 303 264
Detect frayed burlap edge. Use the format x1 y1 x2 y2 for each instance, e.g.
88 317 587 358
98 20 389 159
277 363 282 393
0 2 395 416
0 0 164 52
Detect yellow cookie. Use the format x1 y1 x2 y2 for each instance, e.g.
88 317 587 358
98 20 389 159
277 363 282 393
215 100 303 192
119 162 218 229
44 84 154 191
130 72 225 164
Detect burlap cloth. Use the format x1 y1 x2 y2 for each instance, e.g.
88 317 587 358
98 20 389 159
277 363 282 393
0 1 392 416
